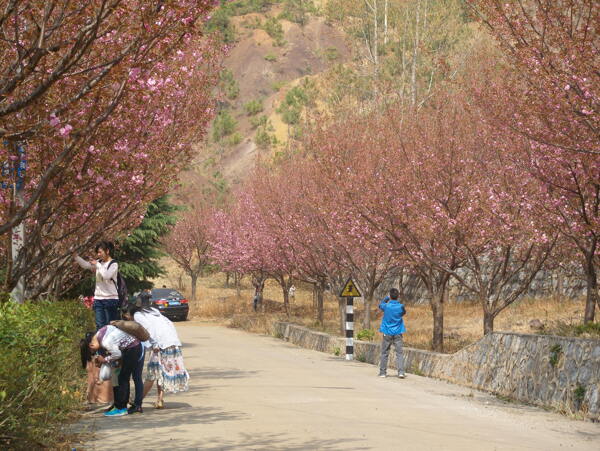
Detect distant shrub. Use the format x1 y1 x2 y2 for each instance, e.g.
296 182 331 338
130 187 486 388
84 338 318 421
542 321 600 338
213 110 237 141
229 0 276 16
255 126 277 149
324 47 339 61
276 85 310 125
572 322 600 336
263 17 286 46
241 16 263 29
220 69 240 100
279 0 317 26
271 80 286 91
264 52 278 62
323 0 346 24
244 99 264 116
250 114 269 129
227 132 242 146
205 7 237 43
0 301 94 449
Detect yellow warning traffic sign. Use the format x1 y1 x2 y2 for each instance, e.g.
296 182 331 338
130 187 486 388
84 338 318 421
340 278 361 298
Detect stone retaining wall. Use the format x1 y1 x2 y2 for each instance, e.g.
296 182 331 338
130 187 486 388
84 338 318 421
273 322 600 419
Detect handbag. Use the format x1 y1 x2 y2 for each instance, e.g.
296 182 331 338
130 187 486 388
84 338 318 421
110 319 150 341
98 363 112 381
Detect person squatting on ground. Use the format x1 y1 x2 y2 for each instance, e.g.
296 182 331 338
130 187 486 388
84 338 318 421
378 288 407 378
74 241 121 330
82 324 145 416
125 304 189 409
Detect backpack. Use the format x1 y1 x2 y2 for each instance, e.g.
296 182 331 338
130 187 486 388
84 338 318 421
110 319 150 341
107 260 128 309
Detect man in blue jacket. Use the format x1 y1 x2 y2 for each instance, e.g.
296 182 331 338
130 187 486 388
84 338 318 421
378 288 406 378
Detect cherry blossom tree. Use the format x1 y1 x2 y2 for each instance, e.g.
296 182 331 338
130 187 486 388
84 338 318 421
0 1 222 297
467 1 600 322
209 183 298 315
467 0 598 156
163 200 217 301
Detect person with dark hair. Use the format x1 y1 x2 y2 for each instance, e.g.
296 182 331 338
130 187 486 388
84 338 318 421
137 288 152 307
74 241 120 330
87 324 145 416
378 287 407 378
124 303 189 409
80 332 112 406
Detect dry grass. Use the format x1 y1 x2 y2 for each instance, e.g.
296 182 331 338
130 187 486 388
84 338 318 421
153 265 593 354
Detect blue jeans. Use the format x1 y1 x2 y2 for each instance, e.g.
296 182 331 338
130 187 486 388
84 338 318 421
93 299 120 330
116 344 144 409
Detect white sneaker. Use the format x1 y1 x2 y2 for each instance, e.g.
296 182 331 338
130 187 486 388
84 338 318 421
378 372 387 378
398 373 406 379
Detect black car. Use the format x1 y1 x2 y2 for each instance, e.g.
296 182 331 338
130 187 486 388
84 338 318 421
151 288 189 321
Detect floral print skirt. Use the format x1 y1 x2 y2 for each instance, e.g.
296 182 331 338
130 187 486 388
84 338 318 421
146 346 189 393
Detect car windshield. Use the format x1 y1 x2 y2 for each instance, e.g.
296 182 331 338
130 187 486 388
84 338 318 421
151 288 184 301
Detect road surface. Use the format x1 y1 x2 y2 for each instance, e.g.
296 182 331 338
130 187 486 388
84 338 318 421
79 323 600 450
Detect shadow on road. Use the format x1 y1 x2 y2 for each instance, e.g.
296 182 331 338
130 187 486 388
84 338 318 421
89 429 370 450
179 384 210 395
165 432 371 451
193 367 260 379
84 405 245 435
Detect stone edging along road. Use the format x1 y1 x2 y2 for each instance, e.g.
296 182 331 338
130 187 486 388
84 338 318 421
272 322 600 420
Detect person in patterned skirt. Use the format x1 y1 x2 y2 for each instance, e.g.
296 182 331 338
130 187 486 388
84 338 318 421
125 304 189 408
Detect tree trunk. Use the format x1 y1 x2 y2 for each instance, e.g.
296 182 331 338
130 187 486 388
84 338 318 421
583 254 598 323
282 287 290 316
555 272 563 301
363 293 373 329
177 271 185 291
373 0 378 67
4 232 12 292
411 0 421 106
225 272 230 288
383 0 388 47
316 283 324 325
431 294 444 352
190 273 198 302
235 273 241 299
483 308 495 335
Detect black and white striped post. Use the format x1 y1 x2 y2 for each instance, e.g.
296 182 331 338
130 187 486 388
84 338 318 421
345 297 354 360
340 278 361 361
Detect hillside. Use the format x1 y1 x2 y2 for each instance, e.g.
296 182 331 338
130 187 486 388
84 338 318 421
192 2 351 186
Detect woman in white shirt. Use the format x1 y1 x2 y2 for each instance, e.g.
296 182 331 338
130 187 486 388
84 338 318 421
74 241 120 330
125 304 189 408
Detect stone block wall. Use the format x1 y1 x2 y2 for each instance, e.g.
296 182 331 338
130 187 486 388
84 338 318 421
273 322 600 419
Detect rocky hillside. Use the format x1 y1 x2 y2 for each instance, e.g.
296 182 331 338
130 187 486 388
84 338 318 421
193 2 351 187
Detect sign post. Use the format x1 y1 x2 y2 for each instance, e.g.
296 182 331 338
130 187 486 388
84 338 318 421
2 141 26 303
340 278 362 361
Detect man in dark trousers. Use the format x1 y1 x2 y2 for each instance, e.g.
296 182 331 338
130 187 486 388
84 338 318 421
378 288 407 378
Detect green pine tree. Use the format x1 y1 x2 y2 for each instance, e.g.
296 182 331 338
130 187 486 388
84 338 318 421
115 196 180 294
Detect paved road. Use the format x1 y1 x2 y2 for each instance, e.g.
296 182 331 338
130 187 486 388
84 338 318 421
80 323 600 450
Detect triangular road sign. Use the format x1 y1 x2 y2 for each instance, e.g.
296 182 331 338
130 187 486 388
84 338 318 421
340 278 361 298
